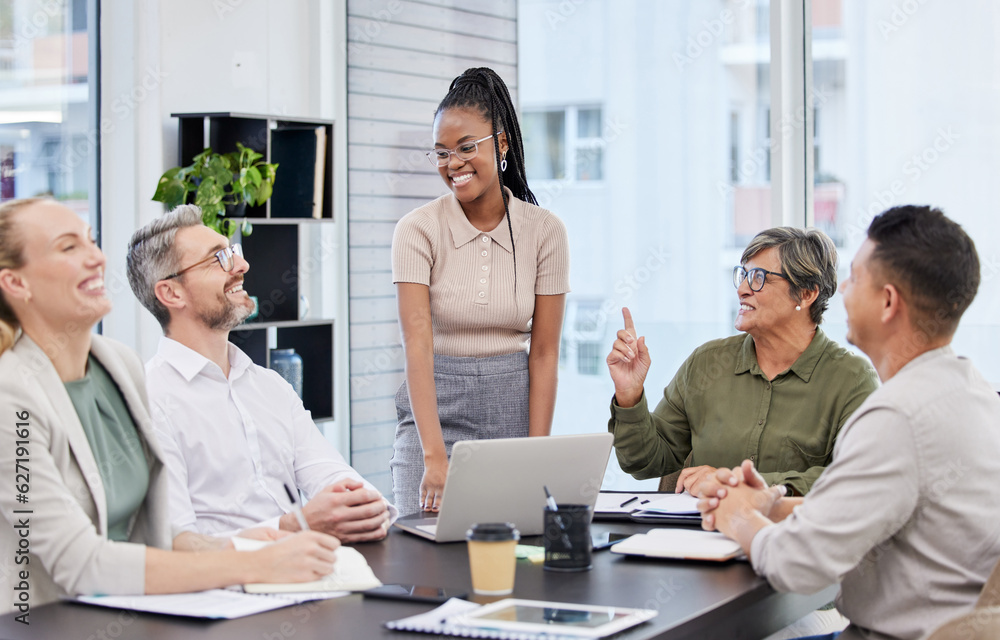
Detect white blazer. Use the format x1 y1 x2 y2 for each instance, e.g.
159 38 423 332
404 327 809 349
0 333 172 612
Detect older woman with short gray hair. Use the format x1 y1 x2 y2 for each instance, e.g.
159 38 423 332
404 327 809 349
607 227 878 496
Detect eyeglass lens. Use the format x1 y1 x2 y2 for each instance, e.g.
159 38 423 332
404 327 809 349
428 134 494 167
219 244 243 272
733 267 765 291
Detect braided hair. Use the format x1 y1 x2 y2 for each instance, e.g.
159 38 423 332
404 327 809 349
435 67 534 294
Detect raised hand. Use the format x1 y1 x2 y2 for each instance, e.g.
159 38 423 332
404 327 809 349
605 307 651 408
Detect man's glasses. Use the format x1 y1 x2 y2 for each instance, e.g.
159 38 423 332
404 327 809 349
733 266 791 292
425 133 498 167
164 244 244 280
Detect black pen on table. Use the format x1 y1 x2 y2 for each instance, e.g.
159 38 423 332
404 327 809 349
283 483 310 531
619 496 639 509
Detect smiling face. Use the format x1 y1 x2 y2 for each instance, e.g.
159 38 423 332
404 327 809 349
432 107 508 208
840 238 883 352
7 200 111 329
171 225 253 332
734 247 800 338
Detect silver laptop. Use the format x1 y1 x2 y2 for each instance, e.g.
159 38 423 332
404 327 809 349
394 433 614 542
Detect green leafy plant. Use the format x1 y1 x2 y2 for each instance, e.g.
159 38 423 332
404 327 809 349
152 142 278 237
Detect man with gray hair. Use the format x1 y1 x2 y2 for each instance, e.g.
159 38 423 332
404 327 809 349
127 205 395 542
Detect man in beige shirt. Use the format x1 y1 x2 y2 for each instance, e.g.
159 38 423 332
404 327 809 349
699 205 1000 640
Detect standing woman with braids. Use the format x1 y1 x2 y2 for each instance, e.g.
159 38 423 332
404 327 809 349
391 68 570 515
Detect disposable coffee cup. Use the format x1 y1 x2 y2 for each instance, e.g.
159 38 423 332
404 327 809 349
465 522 520 595
543 504 593 572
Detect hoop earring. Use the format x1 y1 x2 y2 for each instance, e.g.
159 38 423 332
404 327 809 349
500 155 507 172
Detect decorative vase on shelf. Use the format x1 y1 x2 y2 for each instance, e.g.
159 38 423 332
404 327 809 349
269 348 303 399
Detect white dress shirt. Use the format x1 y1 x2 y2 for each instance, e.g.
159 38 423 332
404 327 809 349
146 337 396 536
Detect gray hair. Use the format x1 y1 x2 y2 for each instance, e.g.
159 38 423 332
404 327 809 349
126 205 204 330
741 227 838 325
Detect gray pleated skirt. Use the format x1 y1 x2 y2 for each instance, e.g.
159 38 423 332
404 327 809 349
390 351 529 516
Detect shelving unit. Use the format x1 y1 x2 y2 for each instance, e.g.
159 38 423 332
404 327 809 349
171 112 337 420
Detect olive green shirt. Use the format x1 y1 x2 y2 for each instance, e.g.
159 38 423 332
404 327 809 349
64 356 150 541
608 328 879 495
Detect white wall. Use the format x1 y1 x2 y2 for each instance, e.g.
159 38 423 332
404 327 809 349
99 0 349 449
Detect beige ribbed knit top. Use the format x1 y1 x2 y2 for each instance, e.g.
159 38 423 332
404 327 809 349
392 190 570 357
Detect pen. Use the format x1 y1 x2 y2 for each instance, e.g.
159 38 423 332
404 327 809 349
543 485 558 511
619 496 639 508
283 483 310 531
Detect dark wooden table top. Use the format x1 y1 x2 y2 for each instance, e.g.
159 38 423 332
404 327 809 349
0 520 837 639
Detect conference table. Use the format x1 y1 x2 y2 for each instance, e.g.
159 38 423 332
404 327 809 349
0 519 838 640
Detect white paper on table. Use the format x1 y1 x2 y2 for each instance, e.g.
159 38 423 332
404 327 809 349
634 492 700 515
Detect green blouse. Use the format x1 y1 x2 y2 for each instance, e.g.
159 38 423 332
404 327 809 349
64 355 150 541
608 328 880 495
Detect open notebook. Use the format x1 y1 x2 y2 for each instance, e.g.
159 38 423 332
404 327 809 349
233 537 382 593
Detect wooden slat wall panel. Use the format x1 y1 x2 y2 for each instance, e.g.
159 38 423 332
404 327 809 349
349 1 516 41
347 0 518 500
348 44 516 84
346 19 517 62
406 0 516 20
349 195 430 221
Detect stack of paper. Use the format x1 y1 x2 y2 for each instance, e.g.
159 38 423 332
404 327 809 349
610 528 744 561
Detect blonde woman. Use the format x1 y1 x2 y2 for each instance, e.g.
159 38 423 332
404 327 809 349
0 198 339 612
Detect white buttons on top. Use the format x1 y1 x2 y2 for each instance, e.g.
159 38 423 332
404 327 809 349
481 250 488 257
482 236 489 242
482 265 488 271
478 291 485 298
480 278 487 284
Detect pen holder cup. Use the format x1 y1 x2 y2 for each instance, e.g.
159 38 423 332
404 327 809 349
543 504 593 572
466 522 520 595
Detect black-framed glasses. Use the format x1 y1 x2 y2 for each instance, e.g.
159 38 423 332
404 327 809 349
733 266 791 292
425 133 498 167
164 244 244 280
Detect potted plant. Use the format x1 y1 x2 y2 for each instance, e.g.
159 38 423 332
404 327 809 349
152 142 278 237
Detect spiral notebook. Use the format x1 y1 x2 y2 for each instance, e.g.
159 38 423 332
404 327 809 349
385 598 657 639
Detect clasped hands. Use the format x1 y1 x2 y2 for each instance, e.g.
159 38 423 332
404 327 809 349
694 460 787 544
279 478 391 543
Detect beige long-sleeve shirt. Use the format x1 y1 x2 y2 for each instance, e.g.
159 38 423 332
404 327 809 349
392 190 570 357
751 346 1000 640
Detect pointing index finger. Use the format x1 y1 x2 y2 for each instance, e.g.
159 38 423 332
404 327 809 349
622 306 637 338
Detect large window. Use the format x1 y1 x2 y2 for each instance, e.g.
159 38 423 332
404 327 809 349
0 0 97 229
523 105 605 182
811 0 1000 384
520 0 1000 490
519 0 772 489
